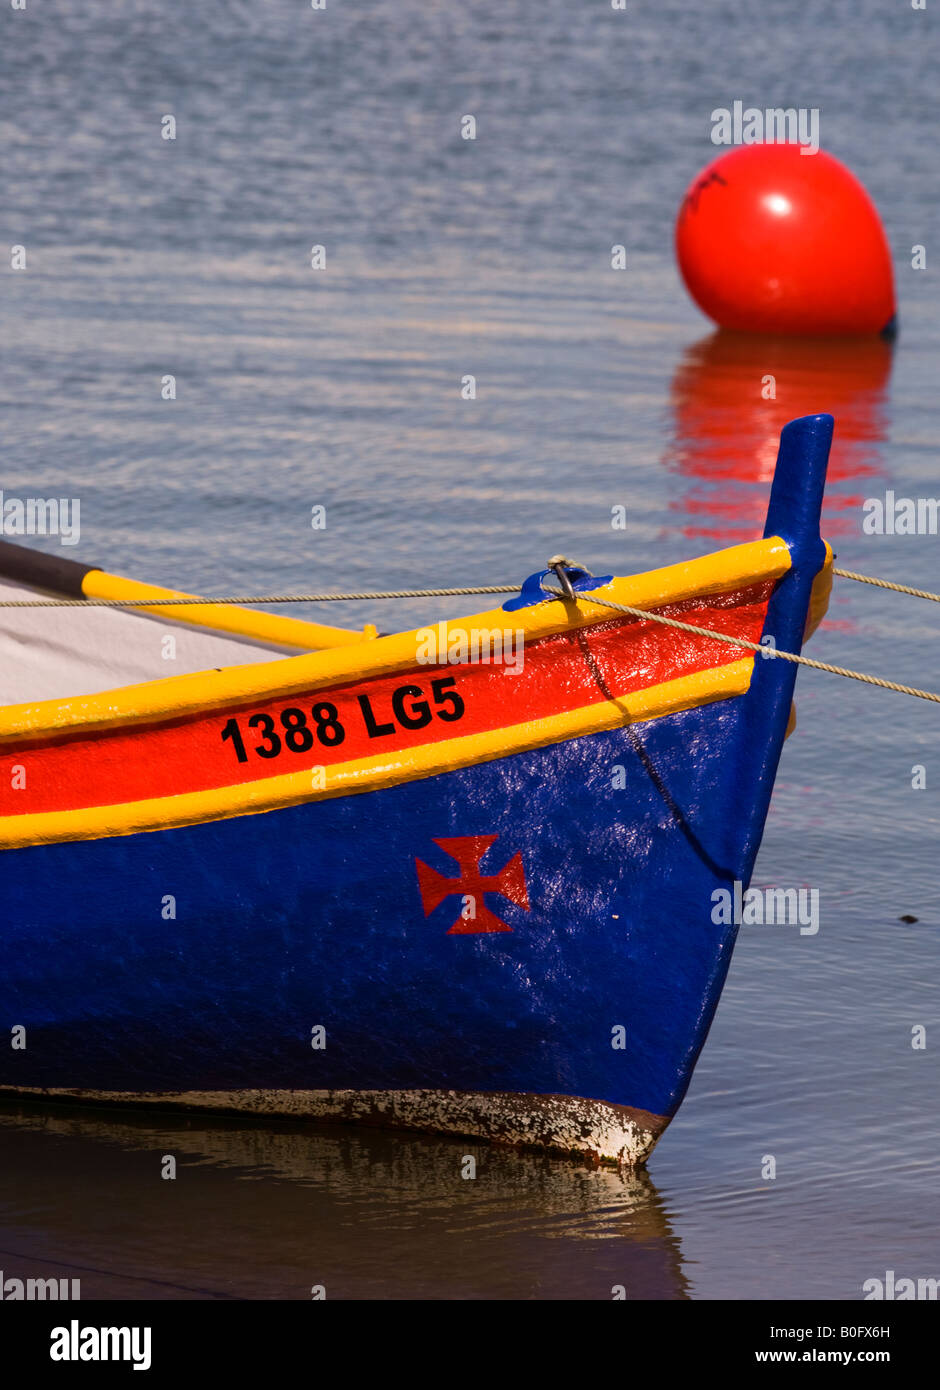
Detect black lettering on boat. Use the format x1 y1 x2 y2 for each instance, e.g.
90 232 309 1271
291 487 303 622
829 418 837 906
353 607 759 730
358 678 466 740
430 676 465 721
358 693 395 738
219 681 463 763
220 703 346 761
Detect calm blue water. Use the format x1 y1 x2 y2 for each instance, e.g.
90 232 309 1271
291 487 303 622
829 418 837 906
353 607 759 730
1 0 938 1299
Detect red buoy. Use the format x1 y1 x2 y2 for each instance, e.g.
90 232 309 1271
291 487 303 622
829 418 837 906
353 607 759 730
676 145 896 335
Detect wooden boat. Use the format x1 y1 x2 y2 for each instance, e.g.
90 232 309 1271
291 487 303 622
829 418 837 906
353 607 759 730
0 413 833 1166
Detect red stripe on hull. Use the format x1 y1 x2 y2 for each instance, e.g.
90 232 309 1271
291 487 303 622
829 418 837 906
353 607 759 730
0 584 772 815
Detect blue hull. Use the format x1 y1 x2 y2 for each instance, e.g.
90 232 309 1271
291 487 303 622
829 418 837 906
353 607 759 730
3 678 778 1119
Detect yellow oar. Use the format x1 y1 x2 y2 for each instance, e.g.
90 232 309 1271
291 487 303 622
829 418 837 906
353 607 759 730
0 539 376 650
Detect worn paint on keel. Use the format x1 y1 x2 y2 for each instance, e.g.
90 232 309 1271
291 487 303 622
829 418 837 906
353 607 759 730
0 1087 668 1168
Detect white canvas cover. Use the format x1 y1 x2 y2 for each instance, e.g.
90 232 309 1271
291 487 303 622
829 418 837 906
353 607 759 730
0 576 294 706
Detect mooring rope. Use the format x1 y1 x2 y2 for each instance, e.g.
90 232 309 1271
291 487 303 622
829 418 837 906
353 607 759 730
0 572 935 703
0 586 521 608
832 568 940 604
0 569 934 607
540 587 940 705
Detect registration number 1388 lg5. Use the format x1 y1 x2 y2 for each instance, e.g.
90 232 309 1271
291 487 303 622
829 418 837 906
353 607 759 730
219 676 466 763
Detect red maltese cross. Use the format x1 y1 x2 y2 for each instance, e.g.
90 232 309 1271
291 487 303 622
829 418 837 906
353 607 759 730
415 835 530 934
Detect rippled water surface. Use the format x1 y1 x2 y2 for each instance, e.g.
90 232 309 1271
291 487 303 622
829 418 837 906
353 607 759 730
1 0 938 1299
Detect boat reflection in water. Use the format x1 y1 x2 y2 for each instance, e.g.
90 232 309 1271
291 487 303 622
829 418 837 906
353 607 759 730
0 1100 688 1300
665 330 893 547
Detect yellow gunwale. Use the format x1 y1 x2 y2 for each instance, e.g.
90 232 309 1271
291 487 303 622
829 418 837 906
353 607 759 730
0 536 792 744
0 658 755 848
